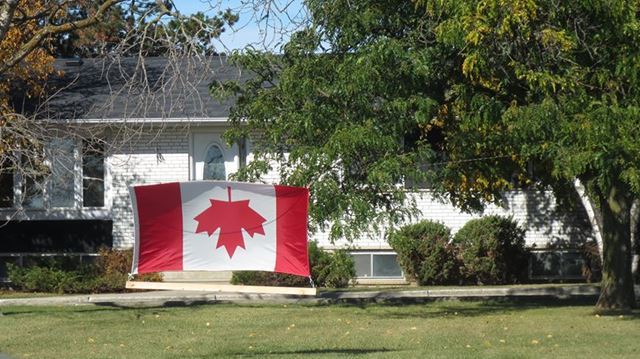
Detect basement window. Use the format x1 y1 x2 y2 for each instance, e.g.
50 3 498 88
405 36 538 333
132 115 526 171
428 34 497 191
351 252 403 278
529 250 585 280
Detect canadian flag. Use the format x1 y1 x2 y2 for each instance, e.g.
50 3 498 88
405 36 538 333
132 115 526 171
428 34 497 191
129 181 310 277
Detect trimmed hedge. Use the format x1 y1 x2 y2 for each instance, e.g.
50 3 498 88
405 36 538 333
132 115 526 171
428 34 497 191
231 241 356 288
7 248 161 294
389 220 461 285
453 216 528 284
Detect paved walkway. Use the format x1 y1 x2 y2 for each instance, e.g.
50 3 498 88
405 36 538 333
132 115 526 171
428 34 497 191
2 284 637 307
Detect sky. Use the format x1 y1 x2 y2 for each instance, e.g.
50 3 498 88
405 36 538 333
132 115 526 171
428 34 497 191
172 0 307 52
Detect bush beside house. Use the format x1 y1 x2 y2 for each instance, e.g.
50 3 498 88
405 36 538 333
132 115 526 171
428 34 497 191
231 241 356 288
7 248 161 294
453 216 529 284
388 220 461 285
391 216 530 285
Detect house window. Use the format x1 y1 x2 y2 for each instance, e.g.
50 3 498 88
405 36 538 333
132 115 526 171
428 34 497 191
82 141 104 207
0 166 13 208
351 252 403 278
49 138 76 208
23 175 45 209
203 144 226 180
529 250 584 279
1 137 105 210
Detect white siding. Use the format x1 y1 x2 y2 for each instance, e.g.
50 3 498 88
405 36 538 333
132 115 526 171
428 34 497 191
106 127 595 252
109 127 192 248
315 190 594 250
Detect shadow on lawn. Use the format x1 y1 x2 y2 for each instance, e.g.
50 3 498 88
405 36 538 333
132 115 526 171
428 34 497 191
0 305 174 317
223 348 397 357
0 306 123 316
372 297 640 320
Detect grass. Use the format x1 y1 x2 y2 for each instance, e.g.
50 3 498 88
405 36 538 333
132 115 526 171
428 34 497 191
0 290 57 299
0 300 639 358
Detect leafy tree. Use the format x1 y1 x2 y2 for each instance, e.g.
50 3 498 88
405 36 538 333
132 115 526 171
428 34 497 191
217 0 640 310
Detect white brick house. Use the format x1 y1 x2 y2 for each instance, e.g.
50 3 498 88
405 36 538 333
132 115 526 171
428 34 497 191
0 57 599 282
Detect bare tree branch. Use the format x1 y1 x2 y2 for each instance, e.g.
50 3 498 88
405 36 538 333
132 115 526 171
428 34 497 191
0 0 19 43
0 0 124 74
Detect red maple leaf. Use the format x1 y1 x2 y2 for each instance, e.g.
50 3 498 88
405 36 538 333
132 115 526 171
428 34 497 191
194 187 267 258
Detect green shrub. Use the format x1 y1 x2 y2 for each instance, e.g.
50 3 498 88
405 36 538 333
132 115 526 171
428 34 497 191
389 220 460 285
231 241 356 288
7 248 162 294
314 249 356 288
230 271 308 287
7 263 97 294
453 216 528 284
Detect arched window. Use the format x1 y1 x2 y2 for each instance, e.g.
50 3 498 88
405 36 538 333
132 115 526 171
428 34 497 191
203 144 226 180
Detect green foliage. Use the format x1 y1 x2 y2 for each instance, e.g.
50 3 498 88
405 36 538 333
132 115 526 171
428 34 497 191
453 216 528 284
215 0 444 242
313 249 356 288
7 248 161 294
231 241 355 288
230 271 308 287
217 0 640 307
7 264 86 294
388 220 460 285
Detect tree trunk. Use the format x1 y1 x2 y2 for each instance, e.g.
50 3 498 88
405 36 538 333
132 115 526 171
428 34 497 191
631 200 640 282
595 183 636 310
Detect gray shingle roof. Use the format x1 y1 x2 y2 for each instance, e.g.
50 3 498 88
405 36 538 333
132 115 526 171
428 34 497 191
24 56 244 121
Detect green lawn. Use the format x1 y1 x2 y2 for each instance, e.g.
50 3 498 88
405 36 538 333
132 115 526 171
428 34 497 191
1 300 638 358
0 290 57 299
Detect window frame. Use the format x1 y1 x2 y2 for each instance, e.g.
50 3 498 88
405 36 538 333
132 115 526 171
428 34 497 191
202 142 227 180
0 137 108 214
528 249 585 280
351 251 404 279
